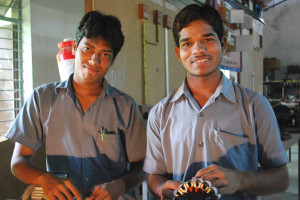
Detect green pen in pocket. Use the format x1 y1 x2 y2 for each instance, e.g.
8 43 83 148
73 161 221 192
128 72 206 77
102 127 107 142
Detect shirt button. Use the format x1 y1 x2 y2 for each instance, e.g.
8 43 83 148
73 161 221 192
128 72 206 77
84 152 88 157
83 129 87 134
198 113 203 117
199 141 204 147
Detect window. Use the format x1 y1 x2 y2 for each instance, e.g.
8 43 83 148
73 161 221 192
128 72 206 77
0 0 22 137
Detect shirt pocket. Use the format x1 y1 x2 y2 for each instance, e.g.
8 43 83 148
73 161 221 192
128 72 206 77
211 128 249 152
95 130 126 162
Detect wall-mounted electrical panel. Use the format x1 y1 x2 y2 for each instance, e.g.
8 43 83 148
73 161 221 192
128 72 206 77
163 15 172 29
153 10 163 25
138 4 149 19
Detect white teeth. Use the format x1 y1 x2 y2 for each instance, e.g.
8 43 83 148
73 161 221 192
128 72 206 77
194 59 208 63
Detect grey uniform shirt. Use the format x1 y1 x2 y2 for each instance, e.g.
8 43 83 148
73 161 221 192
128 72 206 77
6 74 146 198
144 74 288 200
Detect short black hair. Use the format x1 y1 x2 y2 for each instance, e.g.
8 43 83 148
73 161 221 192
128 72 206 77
76 11 124 60
172 4 224 47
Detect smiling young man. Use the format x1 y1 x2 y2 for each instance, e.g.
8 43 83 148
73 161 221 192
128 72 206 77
143 4 289 200
6 11 146 200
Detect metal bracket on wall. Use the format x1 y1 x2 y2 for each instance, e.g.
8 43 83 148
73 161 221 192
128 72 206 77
139 4 163 104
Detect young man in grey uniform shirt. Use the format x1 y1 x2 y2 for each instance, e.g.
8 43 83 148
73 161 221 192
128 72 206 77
143 4 289 200
6 11 146 200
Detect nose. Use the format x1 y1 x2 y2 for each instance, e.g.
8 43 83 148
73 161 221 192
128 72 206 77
89 53 101 65
192 41 206 54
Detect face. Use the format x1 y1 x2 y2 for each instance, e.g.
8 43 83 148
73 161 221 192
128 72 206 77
72 37 114 84
175 19 226 78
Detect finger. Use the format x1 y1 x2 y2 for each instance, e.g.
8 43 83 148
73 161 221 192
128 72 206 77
64 180 82 200
94 192 109 200
56 184 74 200
194 164 219 178
88 186 109 200
46 193 56 200
103 195 112 200
53 191 67 200
164 180 181 190
211 178 228 188
86 185 101 200
44 188 67 200
162 189 174 200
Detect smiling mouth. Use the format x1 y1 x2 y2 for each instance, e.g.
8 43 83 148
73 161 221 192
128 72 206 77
84 65 100 72
192 58 209 63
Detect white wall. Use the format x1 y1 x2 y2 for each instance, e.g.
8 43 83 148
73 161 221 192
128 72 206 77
263 0 300 80
22 0 84 99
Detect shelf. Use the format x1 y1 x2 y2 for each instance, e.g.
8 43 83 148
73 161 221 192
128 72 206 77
263 80 300 84
225 0 265 24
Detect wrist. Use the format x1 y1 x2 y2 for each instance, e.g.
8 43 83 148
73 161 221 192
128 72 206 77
106 179 126 198
238 171 251 192
36 171 51 186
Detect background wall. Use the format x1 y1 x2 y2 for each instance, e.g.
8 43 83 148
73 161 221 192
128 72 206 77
23 0 84 99
93 0 186 105
263 0 300 80
240 51 264 93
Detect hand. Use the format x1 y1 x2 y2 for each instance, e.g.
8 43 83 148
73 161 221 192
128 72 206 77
161 180 181 200
38 173 82 200
194 164 242 195
85 182 118 200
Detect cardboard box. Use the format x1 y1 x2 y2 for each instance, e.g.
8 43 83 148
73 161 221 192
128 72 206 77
264 58 280 70
230 9 244 24
241 15 264 35
224 30 236 51
235 30 262 51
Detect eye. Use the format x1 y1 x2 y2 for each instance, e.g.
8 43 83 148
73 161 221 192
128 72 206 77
83 47 91 52
102 53 112 59
204 38 214 42
182 42 191 47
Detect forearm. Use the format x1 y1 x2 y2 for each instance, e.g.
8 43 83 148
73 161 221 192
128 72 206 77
147 174 169 197
239 165 289 196
107 160 147 197
11 143 51 186
11 155 50 186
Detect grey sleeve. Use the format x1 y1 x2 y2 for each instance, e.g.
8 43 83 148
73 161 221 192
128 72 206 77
255 95 289 168
5 90 44 151
125 101 147 163
143 104 166 174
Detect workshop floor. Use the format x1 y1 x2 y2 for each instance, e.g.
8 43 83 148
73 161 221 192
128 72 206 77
263 144 298 200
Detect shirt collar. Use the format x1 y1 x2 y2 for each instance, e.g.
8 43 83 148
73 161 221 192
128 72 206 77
170 72 237 104
217 73 237 103
55 73 73 95
170 78 193 102
55 73 122 98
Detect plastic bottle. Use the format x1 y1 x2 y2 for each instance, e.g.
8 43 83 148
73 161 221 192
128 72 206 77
57 38 75 81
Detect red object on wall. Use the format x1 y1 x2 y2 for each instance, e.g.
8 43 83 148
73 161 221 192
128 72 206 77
57 38 75 81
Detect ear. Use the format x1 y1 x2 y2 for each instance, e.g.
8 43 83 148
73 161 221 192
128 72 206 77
220 36 227 54
72 40 77 55
174 46 181 62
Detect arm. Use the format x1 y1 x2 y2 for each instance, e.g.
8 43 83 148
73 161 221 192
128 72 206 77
11 142 82 200
86 160 147 200
147 174 181 200
195 164 289 196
